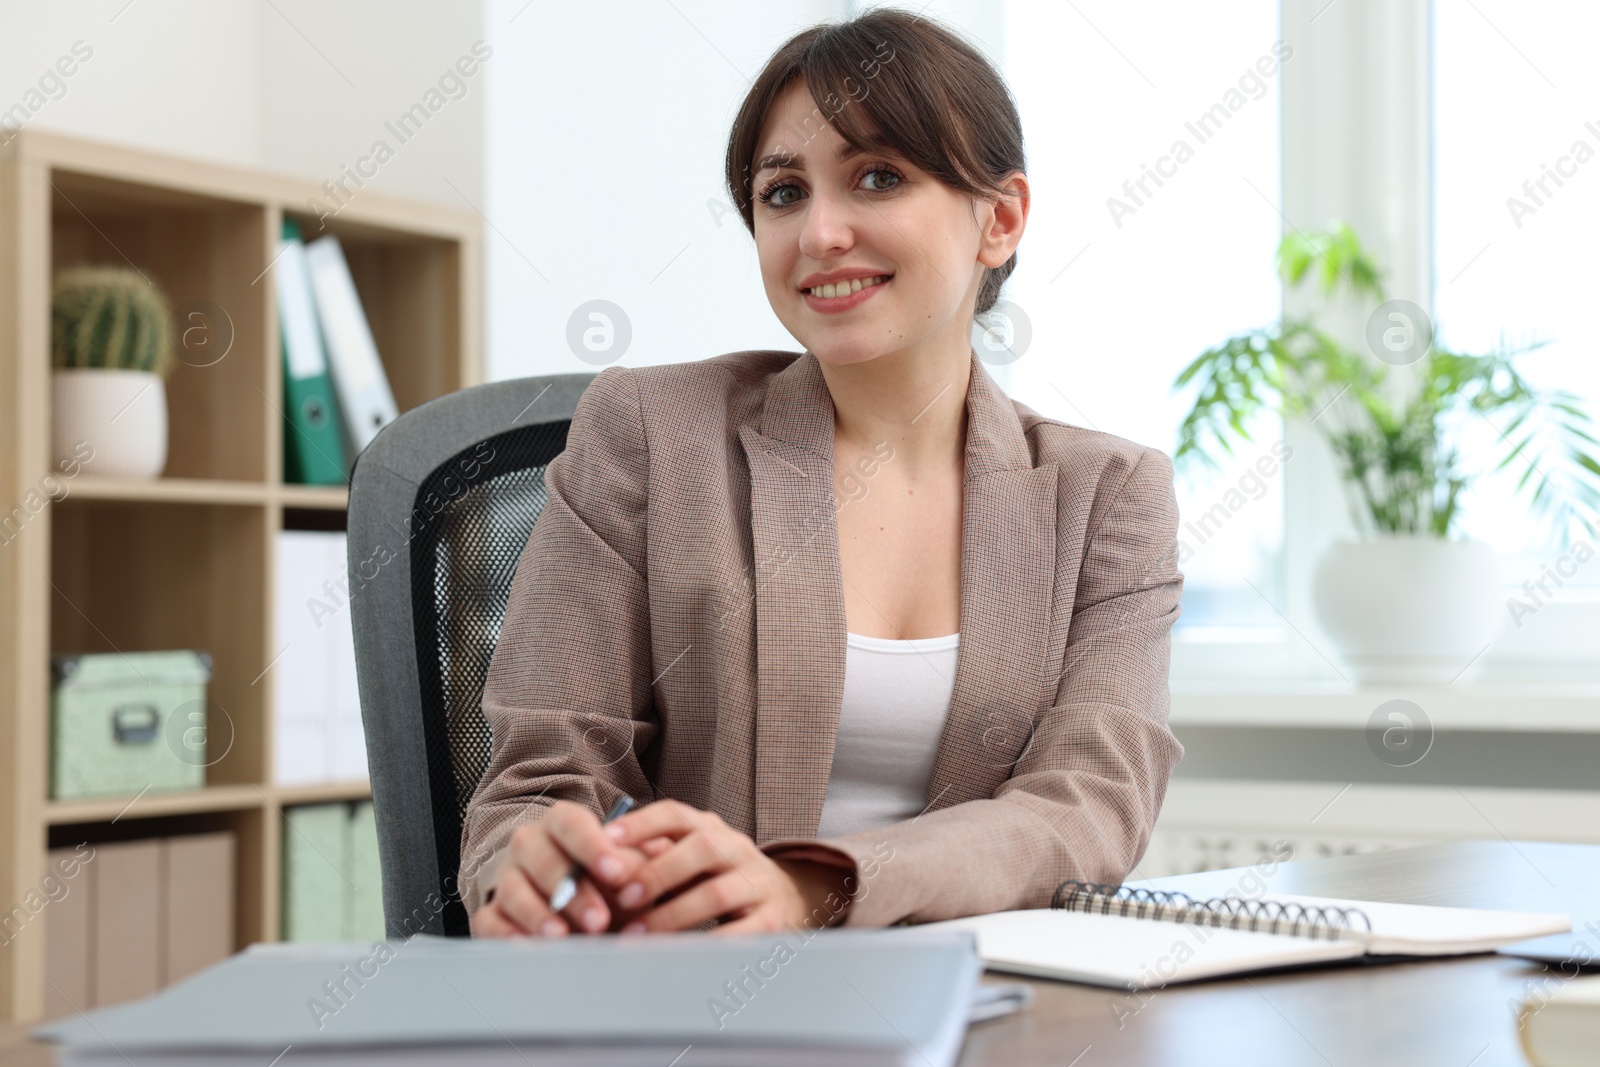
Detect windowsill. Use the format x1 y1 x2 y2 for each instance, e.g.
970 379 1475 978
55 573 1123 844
1170 680 1600 732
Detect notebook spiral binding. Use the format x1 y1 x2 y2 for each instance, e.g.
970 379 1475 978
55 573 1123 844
1050 880 1374 942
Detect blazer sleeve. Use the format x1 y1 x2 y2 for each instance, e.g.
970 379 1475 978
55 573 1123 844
458 365 659 917
763 446 1186 928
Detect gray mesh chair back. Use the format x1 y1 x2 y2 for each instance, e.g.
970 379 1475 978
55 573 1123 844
346 373 596 937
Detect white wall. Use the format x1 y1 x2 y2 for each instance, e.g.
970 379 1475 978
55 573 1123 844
480 0 1000 382
0 0 484 206
5 0 1004 383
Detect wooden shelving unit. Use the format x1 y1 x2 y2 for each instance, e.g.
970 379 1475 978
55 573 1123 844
0 130 482 1023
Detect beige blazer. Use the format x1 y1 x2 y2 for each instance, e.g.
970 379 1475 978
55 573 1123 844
460 348 1185 927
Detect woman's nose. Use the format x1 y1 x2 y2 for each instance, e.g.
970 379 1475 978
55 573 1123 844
797 188 856 259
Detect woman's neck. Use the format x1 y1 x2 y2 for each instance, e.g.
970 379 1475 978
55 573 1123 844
819 337 972 475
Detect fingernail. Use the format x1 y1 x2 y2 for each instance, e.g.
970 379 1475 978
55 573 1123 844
540 919 566 937
606 824 628 841
597 855 623 881
623 921 647 934
583 906 605 932
618 882 644 908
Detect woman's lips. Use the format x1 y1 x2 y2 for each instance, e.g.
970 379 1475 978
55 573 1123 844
801 276 890 315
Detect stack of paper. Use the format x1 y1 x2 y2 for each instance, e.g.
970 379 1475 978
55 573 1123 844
32 931 983 1067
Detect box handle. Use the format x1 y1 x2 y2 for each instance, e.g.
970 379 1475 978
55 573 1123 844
112 704 161 745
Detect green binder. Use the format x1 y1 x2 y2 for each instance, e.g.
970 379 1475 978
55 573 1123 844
282 800 388 942
281 803 347 943
346 800 387 941
277 219 349 484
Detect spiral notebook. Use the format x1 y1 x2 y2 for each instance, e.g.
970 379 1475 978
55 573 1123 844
911 880 1571 991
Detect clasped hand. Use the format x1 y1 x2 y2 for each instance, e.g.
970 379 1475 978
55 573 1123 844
470 799 852 938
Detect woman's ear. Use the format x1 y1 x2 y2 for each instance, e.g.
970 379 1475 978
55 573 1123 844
977 171 1030 269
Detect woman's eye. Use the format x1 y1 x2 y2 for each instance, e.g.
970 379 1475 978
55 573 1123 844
861 168 902 192
758 166 902 209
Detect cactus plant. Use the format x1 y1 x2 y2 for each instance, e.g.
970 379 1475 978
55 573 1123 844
50 266 174 378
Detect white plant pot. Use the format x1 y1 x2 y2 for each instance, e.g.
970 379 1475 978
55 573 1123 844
52 368 168 479
1312 536 1503 684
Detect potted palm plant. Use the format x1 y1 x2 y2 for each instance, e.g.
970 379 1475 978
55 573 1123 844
1173 222 1600 682
51 265 174 479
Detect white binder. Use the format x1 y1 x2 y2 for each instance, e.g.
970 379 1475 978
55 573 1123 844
303 235 399 460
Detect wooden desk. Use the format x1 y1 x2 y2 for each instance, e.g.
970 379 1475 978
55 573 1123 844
955 840 1598 1066
4 841 1593 1065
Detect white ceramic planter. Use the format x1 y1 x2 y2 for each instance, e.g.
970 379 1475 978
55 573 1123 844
1312 536 1503 683
52 368 168 479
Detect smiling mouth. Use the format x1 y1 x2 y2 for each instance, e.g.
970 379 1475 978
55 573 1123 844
801 274 892 298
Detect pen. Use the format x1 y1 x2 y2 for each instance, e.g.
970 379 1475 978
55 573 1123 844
548 794 635 914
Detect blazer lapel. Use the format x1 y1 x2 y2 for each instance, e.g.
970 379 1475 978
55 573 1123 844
738 349 1057 843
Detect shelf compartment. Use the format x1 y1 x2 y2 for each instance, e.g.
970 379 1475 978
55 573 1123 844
47 805 272 949
283 210 466 414
50 498 269 789
50 169 270 484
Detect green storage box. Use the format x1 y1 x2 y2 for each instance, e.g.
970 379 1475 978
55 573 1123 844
50 650 212 800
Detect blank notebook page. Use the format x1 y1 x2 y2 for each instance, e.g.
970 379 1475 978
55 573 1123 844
913 910 1362 990
1255 894 1570 954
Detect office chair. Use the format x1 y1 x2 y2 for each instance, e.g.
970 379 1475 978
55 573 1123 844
346 372 597 938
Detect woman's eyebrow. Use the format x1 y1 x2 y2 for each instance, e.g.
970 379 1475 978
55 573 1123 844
754 136 902 174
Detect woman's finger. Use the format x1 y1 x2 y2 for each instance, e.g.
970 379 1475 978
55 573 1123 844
540 800 645 890
629 869 764 933
637 835 674 858
604 799 717 847
557 872 619 934
469 901 524 938
613 828 731 913
492 867 569 938
706 907 784 936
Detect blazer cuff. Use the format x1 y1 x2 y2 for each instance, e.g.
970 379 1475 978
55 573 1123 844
460 843 514 919
759 838 872 928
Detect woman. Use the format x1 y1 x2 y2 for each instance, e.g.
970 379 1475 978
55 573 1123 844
464 8 1183 939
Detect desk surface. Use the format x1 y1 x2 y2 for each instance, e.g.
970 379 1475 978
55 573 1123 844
955 839 1598 1067
5 840 1594 1066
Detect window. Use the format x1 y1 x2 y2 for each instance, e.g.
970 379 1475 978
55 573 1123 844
1435 0 1600 673
1434 1 1600 569
1000 0 1287 638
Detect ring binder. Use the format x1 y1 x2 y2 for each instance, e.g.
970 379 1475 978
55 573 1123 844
1050 879 1373 941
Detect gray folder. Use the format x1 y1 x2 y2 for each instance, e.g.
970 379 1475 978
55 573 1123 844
34 929 982 1067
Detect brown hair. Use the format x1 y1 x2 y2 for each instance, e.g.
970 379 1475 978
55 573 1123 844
724 8 1025 318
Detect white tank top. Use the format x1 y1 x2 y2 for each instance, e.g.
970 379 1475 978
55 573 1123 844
814 630 961 840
